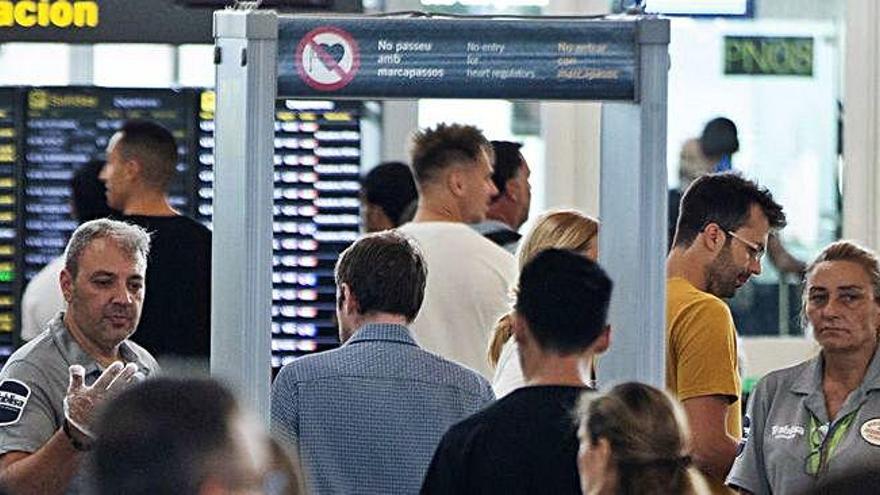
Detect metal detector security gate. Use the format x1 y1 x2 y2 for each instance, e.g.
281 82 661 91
212 9 669 420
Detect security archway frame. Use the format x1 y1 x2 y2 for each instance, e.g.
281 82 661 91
211 9 669 420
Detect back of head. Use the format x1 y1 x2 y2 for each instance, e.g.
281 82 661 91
678 138 713 186
116 120 178 191
335 231 427 322
92 378 239 495
72 160 119 223
489 140 524 198
579 382 707 495
362 161 418 227
409 123 492 185
517 209 598 268
699 117 739 159
515 249 612 354
673 172 786 249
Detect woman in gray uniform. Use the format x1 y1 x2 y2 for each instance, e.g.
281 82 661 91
727 241 880 494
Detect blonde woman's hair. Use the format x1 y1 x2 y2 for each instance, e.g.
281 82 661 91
576 382 709 495
487 209 599 367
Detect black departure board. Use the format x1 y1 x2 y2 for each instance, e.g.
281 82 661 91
0 88 19 358
21 87 198 283
197 91 361 367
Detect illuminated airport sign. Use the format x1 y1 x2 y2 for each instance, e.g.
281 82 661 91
725 36 813 77
0 0 358 44
0 0 98 28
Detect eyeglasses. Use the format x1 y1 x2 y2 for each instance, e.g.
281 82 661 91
726 231 765 262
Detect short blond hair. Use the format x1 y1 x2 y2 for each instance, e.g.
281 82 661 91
409 123 493 185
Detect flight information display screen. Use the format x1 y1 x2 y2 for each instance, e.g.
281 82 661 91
0 86 364 369
197 91 361 367
21 87 198 283
0 88 19 358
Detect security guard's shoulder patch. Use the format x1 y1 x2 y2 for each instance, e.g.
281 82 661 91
0 379 31 426
736 414 752 457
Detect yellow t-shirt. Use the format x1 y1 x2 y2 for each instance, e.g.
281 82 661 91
666 277 741 494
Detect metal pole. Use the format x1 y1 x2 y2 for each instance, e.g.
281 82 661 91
68 45 93 85
598 17 670 388
212 9 277 423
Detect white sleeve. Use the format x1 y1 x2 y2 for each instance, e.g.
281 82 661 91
491 339 525 398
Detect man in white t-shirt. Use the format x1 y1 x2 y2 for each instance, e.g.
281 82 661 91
398 123 516 377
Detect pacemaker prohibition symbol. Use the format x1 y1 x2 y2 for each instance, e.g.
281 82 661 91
296 26 361 91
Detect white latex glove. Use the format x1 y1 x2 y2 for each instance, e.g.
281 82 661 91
63 361 139 438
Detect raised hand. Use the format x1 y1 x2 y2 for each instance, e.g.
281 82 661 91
63 361 139 438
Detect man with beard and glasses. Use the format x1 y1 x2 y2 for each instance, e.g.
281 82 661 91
0 219 158 494
666 173 786 494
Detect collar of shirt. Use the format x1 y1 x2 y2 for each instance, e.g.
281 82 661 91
344 323 419 348
470 219 516 236
791 346 880 422
49 312 154 379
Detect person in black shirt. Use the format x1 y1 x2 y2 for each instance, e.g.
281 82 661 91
421 249 614 495
360 161 418 232
100 120 211 364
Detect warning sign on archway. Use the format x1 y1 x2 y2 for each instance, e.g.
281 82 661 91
279 17 638 100
295 26 360 91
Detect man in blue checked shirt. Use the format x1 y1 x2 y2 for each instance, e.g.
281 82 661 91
271 231 495 495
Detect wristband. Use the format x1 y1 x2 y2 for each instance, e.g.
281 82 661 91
62 418 92 452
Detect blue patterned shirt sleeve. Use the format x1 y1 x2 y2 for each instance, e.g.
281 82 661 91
270 366 300 449
479 378 495 405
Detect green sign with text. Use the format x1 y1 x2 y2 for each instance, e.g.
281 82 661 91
724 36 813 76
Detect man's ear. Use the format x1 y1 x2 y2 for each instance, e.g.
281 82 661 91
60 268 73 303
446 167 467 198
339 283 358 315
124 157 144 182
591 325 611 354
503 177 519 202
701 222 726 253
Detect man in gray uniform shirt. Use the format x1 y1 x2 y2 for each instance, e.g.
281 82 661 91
0 219 159 494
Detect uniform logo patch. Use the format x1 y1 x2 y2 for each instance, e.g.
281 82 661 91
771 424 805 440
860 418 880 446
0 379 30 426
